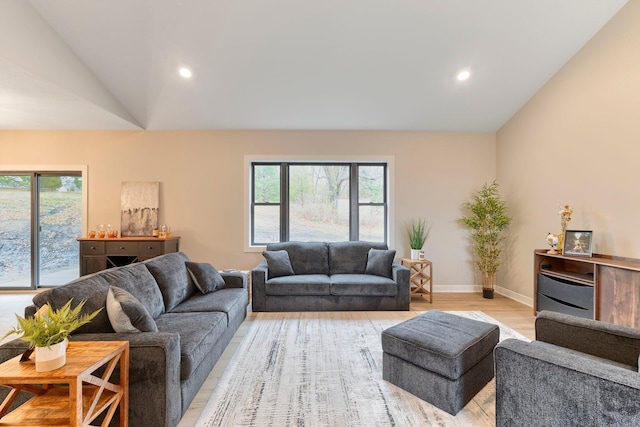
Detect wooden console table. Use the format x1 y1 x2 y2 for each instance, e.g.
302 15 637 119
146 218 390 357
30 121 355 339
401 258 433 303
534 249 640 328
77 236 180 276
0 341 129 427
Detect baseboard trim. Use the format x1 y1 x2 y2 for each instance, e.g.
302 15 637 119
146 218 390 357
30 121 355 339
432 284 533 308
495 285 533 307
434 284 480 293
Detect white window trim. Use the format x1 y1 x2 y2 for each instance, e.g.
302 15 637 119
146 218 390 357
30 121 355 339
0 164 89 235
244 155 394 252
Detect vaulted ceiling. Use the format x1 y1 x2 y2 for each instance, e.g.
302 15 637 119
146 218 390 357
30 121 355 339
0 0 628 131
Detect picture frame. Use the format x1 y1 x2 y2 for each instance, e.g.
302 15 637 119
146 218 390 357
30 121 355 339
563 230 593 257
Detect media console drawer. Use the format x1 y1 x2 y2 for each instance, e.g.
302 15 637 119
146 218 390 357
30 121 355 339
536 293 593 319
537 274 594 312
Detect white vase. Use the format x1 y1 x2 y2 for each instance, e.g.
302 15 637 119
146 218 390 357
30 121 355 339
410 249 421 260
35 339 67 372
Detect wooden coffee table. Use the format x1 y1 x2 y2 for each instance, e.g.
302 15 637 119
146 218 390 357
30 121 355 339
0 341 129 427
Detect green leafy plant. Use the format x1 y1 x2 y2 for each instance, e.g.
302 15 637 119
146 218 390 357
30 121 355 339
459 181 511 294
3 299 102 349
407 219 431 250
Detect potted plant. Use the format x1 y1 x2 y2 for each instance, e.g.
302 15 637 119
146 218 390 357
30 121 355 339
407 219 431 259
459 181 511 299
3 299 101 371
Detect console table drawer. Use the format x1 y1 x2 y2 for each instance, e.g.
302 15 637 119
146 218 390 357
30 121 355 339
537 293 594 320
538 273 594 311
106 241 138 255
80 241 105 255
138 241 163 258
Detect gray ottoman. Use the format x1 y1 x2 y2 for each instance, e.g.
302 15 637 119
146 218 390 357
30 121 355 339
382 310 500 415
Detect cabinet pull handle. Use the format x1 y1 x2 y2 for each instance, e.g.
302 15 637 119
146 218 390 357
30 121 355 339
148 246 153 249
90 246 96 250
119 246 125 250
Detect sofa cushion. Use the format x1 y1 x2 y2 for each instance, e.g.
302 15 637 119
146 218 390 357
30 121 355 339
144 252 196 312
170 288 247 324
329 241 388 275
32 263 166 334
97 263 165 319
265 274 331 296
330 274 398 296
262 250 295 278
185 261 225 294
155 312 227 380
106 286 158 333
365 248 396 279
267 242 329 275
33 273 112 334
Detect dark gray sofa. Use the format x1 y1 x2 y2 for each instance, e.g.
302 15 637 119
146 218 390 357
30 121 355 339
495 310 640 426
0 252 248 427
251 241 410 311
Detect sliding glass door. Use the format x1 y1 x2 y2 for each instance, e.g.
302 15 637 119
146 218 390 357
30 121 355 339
0 172 82 289
0 175 32 288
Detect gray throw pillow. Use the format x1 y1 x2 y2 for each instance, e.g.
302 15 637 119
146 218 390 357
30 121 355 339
365 248 396 279
185 261 226 294
106 286 158 333
263 250 295 278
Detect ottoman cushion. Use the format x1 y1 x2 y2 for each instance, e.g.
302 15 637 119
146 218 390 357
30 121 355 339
382 310 500 380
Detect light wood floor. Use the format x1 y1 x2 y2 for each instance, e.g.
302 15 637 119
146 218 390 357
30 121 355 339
0 292 535 426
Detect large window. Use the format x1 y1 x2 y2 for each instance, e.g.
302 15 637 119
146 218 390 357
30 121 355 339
251 162 387 245
0 172 83 289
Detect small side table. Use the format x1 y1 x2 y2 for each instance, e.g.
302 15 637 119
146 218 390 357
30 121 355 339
401 258 433 303
0 340 129 427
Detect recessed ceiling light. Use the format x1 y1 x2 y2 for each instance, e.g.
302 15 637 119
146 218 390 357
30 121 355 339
178 67 192 79
457 70 471 81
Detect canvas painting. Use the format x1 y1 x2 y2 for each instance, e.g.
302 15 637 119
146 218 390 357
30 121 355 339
120 181 159 236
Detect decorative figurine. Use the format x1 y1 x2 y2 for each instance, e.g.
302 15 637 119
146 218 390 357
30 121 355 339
546 232 559 254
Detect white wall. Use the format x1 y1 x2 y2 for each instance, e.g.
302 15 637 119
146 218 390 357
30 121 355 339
497 0 640 303
0 130 495 290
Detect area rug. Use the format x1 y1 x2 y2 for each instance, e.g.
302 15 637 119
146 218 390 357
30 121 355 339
195 311 529 427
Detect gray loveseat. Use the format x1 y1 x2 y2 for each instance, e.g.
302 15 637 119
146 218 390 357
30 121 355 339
251 241 410 311
495 310 640 426
0 252 247 427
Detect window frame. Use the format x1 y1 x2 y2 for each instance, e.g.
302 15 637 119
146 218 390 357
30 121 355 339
249 160 389 247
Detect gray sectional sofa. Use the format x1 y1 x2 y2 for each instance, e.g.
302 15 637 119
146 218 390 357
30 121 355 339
251 241 410 311
0 252 248 427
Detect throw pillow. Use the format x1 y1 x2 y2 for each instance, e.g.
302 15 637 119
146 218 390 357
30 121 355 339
106 286 158 333
365 248 396 279
185 261 226 294
262 250 295 278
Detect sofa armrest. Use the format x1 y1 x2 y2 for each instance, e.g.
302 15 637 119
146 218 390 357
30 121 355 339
251 261 268 311
392 262 410 310
535 310 640 367
495 338 640 426
221 271 247 289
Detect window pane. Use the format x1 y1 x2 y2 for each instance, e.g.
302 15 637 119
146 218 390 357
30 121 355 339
254 205 280 244
38 175 82 287
0 175 32 288
289 165 349 242
359 205 385 242
254 165 280 203
359 165 384 203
